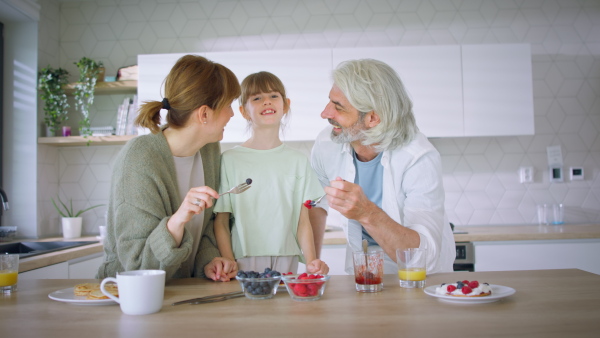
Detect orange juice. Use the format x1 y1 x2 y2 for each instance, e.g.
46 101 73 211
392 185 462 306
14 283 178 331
0 270 18 286
398 268 426 281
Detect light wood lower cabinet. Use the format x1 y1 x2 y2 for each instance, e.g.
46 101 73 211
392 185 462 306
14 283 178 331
474 239 600 274
68 252 103 279
19 262 69 280
19 252 103 279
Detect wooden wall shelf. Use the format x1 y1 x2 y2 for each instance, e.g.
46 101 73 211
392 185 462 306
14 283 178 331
63 80 137 95
38 135 136 147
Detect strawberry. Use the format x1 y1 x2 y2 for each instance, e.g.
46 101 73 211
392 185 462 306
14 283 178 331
298 272 308 280
462 280 470 285
447 285 457 292
461 286 473 294
468 280 479 288
293 284 308 296
307 283 319 296
303 200 313 209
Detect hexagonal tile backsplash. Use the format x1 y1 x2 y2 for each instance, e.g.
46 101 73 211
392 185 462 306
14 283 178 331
37 0 600 236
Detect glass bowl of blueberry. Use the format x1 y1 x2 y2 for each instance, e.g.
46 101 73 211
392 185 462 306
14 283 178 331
282 273 330 301
236 268 283 300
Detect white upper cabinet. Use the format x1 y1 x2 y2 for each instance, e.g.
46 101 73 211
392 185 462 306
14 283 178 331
333 45 464 137
138 44 533 141
139 49 332 143
206 49 332 143
462 44 534 136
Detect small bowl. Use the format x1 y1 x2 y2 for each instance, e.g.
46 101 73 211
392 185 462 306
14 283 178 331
236 275 282 300
282 274 330 301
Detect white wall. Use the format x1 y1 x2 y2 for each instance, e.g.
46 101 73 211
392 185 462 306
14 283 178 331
2 21 38 237
25 0 600 237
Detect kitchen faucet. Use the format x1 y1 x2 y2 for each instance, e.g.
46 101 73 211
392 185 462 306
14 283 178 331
0 187 9 216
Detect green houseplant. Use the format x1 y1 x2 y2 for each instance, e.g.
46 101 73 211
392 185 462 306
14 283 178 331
52 195 104 239
73 57 103 138
38 66 70 136
51 195 104 218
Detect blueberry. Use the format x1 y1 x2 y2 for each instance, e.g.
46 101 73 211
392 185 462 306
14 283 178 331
246 178 252 185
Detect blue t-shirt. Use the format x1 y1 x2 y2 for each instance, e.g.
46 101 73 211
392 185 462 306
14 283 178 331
350 150 384 246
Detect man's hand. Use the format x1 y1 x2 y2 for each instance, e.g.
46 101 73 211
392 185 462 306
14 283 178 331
325 177 379 224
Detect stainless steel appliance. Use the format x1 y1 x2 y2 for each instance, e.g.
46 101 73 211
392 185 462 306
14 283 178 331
454 242 474 271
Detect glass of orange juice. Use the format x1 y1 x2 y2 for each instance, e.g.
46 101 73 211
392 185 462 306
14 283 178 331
396 248 427 288
0 254 19 294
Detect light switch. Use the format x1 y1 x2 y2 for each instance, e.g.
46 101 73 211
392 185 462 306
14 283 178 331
519 167 533 183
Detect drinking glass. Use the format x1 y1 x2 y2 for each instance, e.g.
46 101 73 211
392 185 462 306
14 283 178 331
0 254 19 294
396 248 427 288
537 204 549 225
352 250 384 292
552 204 564 224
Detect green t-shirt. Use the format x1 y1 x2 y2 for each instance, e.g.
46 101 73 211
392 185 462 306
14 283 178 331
214 144 324 260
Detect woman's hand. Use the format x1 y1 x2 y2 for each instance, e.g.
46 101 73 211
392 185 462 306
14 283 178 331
167 186 220 246
173 186 220 224
204 257 238 282
306 259 329 275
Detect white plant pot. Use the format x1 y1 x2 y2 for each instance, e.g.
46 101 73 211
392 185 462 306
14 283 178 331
46 126 56 137
62 217 83 239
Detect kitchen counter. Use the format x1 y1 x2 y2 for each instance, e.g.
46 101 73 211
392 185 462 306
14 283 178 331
323 223 600 245
2 269 599 337
16 223 600 273
11 237 103 273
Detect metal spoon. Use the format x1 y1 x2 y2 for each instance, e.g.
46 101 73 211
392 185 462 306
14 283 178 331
362 239 369 272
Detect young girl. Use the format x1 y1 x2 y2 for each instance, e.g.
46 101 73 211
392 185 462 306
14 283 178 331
213 71 329 275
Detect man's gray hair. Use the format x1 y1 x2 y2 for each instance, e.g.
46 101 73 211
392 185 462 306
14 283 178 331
333 59 418 151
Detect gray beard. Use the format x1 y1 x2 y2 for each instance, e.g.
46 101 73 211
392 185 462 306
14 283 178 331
329 119 366 144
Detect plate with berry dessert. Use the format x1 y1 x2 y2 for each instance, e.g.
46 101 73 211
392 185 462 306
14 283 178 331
424 279 515 304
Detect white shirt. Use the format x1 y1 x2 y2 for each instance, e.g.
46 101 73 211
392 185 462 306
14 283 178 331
311 126 455 275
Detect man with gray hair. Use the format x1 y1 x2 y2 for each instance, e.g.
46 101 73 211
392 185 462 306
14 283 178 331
309 59 455 275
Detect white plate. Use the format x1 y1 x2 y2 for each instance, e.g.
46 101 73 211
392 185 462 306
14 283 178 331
424 284 516 304
48 287 117 306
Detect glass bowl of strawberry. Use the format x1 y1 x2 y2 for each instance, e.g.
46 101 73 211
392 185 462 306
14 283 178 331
282 273 330 301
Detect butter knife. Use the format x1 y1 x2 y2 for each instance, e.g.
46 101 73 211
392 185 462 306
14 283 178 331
190 293 245 305
171 291 244 306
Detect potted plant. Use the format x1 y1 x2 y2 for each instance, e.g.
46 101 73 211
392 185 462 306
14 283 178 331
38 66 70 137
73 57 103 138
51 195 104 239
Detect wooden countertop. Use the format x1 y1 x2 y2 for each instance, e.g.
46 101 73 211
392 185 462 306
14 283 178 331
13 237 103 273
323 224 600 245
2 269 599 337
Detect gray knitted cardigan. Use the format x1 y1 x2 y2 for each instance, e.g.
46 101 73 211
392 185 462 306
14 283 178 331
96 130 221 280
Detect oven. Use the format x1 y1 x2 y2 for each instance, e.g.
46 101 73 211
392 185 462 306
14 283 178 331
453 242 474 271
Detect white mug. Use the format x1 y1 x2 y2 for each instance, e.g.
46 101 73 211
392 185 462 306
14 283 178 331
101 270 166 315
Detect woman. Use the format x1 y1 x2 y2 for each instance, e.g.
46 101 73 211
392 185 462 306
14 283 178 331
97 55 240 281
